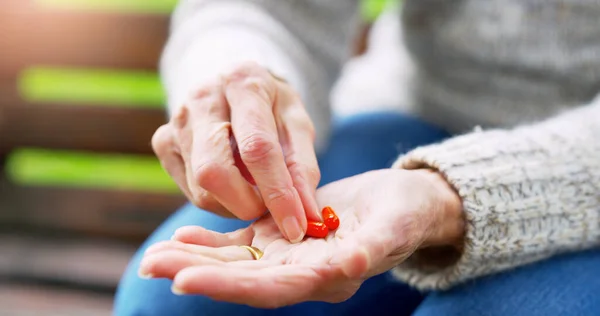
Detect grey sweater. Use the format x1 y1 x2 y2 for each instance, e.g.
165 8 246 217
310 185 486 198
161 0 600 290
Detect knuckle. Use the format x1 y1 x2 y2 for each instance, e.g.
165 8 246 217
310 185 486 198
187 87 226 117
285 107 316 139
241 76 268 96
288 162 320 185
229 61 262 79
205 121 232 147
307 165 321 184
190 81 222 100
238 133 277 165
264 187 294 208
170 104 190 129
193 162 225 189
225 63 274 100
151 124 173 155
226 65 255 84
190 189 213 210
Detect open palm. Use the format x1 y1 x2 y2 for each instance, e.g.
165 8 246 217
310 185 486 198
139 169 443 308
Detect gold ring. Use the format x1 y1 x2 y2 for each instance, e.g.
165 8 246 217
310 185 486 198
239 245 264 260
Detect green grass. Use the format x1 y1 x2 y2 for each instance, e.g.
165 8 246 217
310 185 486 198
19 67 165 108
6 148 180 194
35 0 178 14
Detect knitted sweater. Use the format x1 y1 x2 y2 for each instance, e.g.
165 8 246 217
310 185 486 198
161 0 600 290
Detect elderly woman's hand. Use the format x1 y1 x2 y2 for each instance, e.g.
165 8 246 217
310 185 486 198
138 169 464 308
151 62 321 243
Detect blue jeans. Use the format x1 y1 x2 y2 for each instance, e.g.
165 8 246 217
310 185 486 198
114 112 600 316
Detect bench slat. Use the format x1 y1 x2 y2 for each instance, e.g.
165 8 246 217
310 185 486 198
0 1 169 79
0 91 167 155
0 177 186 242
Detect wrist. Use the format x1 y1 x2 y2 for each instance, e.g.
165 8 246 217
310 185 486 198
413 169 465 250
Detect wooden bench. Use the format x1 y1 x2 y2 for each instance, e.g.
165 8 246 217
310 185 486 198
0 0 186 243
0 3 185 308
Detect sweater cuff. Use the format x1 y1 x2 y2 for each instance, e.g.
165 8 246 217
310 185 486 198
388 126 597 290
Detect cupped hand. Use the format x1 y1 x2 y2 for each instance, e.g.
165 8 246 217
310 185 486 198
138 169 464 308
151 62 321 243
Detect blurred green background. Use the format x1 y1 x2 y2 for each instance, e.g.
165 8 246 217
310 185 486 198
8 0 394 194
7 0 179 193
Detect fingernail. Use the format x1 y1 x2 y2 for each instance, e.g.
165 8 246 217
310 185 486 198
138 271 154 279
302 183 321 221
170 234 176 241
171 285 186 295
282 216 304 243
314 206 323 221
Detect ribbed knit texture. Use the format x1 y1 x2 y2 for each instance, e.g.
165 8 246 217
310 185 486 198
163 0 600 290
392 101 600 289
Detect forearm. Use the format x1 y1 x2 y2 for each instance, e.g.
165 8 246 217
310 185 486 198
392 97 600 290
161 0 360 151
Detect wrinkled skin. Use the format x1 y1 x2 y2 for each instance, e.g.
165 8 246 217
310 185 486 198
139 169 463 308
151 62 321 243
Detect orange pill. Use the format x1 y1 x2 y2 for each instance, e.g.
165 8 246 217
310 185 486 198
306 221 329 238
322 206 340 230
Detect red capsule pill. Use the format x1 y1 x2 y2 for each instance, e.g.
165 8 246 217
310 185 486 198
322 206 340 230
306 221 329 238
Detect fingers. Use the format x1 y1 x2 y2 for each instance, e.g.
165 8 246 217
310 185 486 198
174 82 265 220
276 85 322 221
145 241 251 261
225 63 306 242
152 124 192 199
139 241 256 279
157 106 234 217
171 226 254 247
158 62 318 243
153 124 237 216
139 248 224 279
172 263 337 308
187 90 266 219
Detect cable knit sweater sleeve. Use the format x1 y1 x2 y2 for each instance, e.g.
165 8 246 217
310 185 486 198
390 98 600 290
